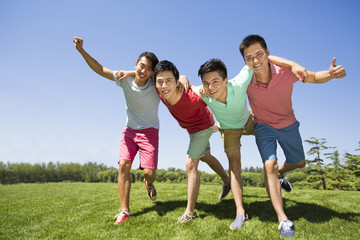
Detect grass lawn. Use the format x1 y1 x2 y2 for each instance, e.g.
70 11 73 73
0 182 359 239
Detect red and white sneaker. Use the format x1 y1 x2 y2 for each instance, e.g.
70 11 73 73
113 211 131 224
144 179 157 200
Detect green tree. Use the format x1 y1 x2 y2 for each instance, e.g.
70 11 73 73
345 141 360 177
344 142 360 190
324 149 349 190
304 137 334 190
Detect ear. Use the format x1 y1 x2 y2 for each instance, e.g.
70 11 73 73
224 77 229 86
266 48 270 56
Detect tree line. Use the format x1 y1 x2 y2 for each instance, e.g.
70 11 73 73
1 138 359 191
0 160 267 187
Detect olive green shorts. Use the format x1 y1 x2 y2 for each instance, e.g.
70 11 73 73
187 126 214 159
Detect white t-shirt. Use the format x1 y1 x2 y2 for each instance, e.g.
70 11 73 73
113 71 160 130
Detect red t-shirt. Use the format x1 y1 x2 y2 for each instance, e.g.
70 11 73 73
158 88 215 134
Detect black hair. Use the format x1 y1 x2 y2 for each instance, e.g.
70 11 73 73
154 60 179 81
198 58 227 80
239 35 268 57
137 52 159 70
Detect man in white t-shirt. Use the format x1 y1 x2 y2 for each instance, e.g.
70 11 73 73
73 37 160 225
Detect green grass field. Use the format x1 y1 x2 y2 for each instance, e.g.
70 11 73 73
0 182 359 240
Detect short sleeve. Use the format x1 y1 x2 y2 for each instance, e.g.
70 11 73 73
191 85 210 103
231 65 254 88
113 70 123 87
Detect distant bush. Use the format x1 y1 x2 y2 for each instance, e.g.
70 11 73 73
242 172 264 187
286 171 307 183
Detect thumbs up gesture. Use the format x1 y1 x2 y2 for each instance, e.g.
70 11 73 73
329 57 346 79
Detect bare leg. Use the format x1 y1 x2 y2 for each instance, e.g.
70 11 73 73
118 160 132 212
226 148 245 216
184 157 200 217
278 159 306 177
143 168 156 187
264 160 287 222
201 152 230 185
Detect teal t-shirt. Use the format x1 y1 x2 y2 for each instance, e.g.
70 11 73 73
194 65 253 129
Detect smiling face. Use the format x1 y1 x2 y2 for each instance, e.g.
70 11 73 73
155 71 180 102
243 42 270 74
202 71 228 103
135 56 154 84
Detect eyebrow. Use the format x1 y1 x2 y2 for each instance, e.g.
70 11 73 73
140 62 153 69
246 50 263 56
203 77 218 84
209 77 219 81
157 77 173 81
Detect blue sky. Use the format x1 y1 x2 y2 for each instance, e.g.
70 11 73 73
1 0 359 173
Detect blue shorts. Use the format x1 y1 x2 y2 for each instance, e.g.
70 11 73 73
254 121 305 164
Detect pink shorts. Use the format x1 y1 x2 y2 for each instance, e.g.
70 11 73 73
119 127 159 170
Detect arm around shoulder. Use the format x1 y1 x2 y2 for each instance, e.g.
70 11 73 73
231 65 254 85
269 55 309 82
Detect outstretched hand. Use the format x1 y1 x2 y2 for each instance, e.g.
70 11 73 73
73 37 83 51
329 57 346 79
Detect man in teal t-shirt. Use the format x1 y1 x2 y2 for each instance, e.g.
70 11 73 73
195 59 254 230
195 56 300 230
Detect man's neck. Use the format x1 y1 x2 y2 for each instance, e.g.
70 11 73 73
134 77 148 87
165 88 183 105
255 64 272 84
216 89 227 104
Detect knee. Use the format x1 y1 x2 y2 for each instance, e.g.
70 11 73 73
264 160 278 175
143 168 156 179
186 158 198 173
229 161 241 175
297 159 306 168
200 152 211 163
227 149 241 172
119 160 131 174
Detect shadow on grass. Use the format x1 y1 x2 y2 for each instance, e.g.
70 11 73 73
133 198 359 223
247 199 360 223
132 199 236 220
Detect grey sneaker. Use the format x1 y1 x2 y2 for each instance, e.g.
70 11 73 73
229 213 248 230
177 212 198 223
278 220 295 238
219 184 231 200
279 176 292 192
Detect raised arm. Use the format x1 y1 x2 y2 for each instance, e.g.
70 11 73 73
269 55 309 82
306 57 346 84
73 37 114 81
